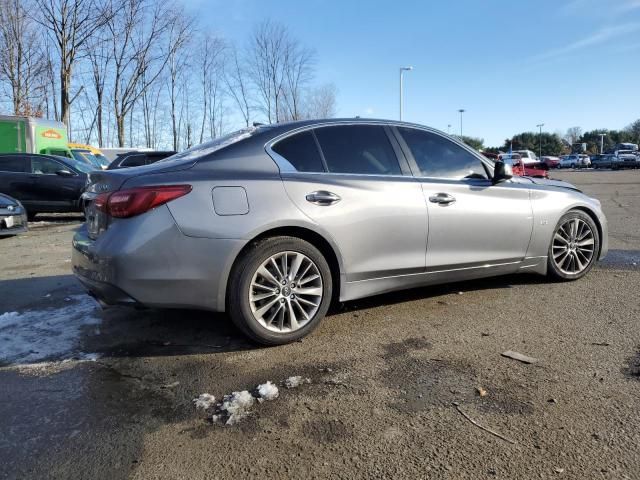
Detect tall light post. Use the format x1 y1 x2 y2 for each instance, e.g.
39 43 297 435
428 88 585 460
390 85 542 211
598 133 607 154
458 109 465 137
447 124 452 134
536 123 544 159
399 66 413 121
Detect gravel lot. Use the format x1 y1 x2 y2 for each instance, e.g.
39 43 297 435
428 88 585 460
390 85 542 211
1 170 639 479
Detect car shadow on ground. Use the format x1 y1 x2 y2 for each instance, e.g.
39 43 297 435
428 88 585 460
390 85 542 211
2 252 637 364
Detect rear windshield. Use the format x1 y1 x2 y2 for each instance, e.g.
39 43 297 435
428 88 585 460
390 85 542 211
158 128 261 163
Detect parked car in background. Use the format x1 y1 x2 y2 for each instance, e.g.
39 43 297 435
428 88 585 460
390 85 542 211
559 154 591 168
591 154 616 169
107 150 176 169
541 156 560 169
0 153 90 220
0 193 27 236
513 149 539 165
73 119 607 345
613 150 640 169
497 153 548 178
100 147 153 162
69 143 110 169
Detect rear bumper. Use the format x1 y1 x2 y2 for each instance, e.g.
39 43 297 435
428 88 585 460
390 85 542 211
71 206 245 311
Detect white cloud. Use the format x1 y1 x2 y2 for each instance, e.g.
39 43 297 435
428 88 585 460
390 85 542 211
364 107 375 115
530 22 640 63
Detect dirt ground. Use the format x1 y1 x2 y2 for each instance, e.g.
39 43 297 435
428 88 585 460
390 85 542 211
1 170 639 480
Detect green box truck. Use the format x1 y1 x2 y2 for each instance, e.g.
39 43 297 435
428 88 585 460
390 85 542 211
0 115 72 158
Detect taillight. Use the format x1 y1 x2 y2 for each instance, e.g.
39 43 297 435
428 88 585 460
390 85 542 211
95 185 192 218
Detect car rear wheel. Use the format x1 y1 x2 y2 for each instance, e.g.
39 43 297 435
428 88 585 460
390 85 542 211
228 236 333 345
547 210 599 281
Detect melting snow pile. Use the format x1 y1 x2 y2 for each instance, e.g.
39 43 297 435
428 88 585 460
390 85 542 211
257 381 279 401
193 393 216 410
284 375 311 389
0 295 101 365
216 390 255 425
194 377 307 425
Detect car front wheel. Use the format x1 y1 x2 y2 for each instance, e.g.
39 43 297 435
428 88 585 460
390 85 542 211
547 210 600 281
228 236 333 345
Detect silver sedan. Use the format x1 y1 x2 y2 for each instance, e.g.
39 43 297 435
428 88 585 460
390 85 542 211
72 119 608 344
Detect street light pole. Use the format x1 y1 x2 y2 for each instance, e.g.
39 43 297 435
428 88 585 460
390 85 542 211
458 109 465 137
447 124 452 135
598 133 607 154
536 123 544 159
399 66 413 121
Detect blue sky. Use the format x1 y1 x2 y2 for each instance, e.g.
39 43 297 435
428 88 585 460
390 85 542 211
179 0 640 147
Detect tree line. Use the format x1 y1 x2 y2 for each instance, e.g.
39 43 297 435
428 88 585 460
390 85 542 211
468 120 640 156
0 0 337 149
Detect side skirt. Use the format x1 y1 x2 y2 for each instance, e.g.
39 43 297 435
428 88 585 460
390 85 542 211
340 256 547 303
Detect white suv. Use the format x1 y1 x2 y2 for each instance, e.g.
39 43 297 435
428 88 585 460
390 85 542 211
559 154 591 168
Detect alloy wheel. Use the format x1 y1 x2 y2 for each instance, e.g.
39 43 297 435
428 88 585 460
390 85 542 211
551 218 595 275
248 251 323 333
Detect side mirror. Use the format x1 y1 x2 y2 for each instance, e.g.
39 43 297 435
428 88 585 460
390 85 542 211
492 160 513 185
55 169 75 177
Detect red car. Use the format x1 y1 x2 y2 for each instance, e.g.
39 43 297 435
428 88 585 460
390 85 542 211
482 152 549 178
541 156 561 169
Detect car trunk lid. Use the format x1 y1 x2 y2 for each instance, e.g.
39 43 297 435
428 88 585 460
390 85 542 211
84 158 196 239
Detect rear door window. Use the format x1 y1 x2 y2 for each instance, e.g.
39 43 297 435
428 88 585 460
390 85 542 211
0 155 28 173
272 130 325 172
314 125 402 175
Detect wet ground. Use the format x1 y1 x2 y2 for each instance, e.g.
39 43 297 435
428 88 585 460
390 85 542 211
1 171 639 479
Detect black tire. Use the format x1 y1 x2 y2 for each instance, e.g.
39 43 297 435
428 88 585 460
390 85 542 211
547 210 600 281
228 236 333 345
571 163 576 169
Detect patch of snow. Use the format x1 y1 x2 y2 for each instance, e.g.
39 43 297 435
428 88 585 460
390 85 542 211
0 294 101 365
219 390 255 425
284 375 311 389
0 311 19 329
193 393 216 410
257 381 279 401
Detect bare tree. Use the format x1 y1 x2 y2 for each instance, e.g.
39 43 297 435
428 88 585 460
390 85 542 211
281 41 315 121
565 126 583 145
0 0 47 115
165 11 193 151
225 45 252 128
248 20 290 123
107 0 180 146
303 83 337 119
197 35 226 142
83 28 112 146
33 0 111 127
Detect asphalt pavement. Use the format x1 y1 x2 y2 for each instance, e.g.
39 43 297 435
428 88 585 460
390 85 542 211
0 170 639 479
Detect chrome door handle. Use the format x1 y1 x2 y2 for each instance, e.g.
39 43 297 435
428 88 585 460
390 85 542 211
428 193 456 205
306 190 341 206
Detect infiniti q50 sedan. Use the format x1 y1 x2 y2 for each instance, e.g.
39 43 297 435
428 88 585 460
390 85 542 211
72 119 608 345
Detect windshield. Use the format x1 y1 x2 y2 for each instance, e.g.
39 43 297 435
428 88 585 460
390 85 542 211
158 127 260 163
94 153 110 168
72 149 103 169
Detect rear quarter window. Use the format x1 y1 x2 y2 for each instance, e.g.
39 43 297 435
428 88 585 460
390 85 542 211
271 130 325 172
0 156 28 173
